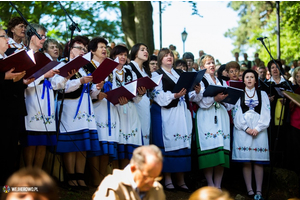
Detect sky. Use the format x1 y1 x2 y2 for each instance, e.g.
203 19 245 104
151 1 255 64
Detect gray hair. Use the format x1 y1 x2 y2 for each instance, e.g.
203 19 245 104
25 23 46 45
43 38 59 51
130 145 163 170
26 23 46 34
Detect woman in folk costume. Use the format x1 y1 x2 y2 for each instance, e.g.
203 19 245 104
111 45 144 169
51 36 101 189
232 69 270 199
193 55 233 189
6 17 27 53
266 60 291 164
151 48 193 192
43 39 60 61
23 24 61 169
0 26 33 184
84 37 120 186
127 43 151 145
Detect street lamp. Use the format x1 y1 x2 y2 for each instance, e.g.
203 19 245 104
181 28 188 53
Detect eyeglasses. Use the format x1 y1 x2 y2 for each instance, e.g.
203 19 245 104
149 62 157 65
73 46 88 53
0 35 9 39
39 35 47 40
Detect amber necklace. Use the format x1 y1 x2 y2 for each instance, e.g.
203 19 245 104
116 70 124 75
116 69 124 82
245 88 255 98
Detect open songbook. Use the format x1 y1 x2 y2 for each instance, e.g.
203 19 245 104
282 87 300 107
229 80 259 90
126 74 163 90
55 52 91 77
105 80 137 105
92 58 119 83
0 49 35 73
23 52 60 79
203 84 244 104
172 69 206 93
228 80 245 90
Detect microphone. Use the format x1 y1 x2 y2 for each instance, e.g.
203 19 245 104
257 37 267 40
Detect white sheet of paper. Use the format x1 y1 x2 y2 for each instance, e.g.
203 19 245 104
124 80 137 96
151 74 163 86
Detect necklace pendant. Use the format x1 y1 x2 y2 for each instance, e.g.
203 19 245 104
214 116 218 124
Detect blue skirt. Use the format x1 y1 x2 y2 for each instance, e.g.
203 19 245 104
22 131 57 146
118 143 139 160
56 129 100 153
87 141 118 160
150 103 191 173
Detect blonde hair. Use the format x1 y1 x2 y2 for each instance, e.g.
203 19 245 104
200 55 215 68
189 186 233 200
292 66 300 85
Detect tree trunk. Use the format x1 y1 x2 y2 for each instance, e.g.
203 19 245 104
133 1 154 54
120 1 154 54
120 1 136 48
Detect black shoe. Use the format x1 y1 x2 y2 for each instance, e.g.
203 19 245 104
65 174 80 191
164 183 176 192
176 184 192 193
247 190 255 198
76 173 89 191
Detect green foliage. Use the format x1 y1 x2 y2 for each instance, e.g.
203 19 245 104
0 1 122 44
225 1 300 65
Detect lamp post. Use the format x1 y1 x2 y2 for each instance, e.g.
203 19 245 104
181 28 188 53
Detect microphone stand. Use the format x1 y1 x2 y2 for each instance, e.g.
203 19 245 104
258 38 293 92
258 38 293 200
9 1 42 48
58 1 81 61
51 1 81 176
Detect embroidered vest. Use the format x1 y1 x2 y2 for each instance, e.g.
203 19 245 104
155 68 189 109
240 89 262 114
115 68 133 88
129 62 143 78
201 76 223 88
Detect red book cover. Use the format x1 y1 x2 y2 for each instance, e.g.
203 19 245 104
23 52 60 79
228 80 245 90
58 52 91 77
0 49 36 73
105 80 137 105
137 75 162 89
92 58 119 83
229 80 259 90
126 74 163 90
